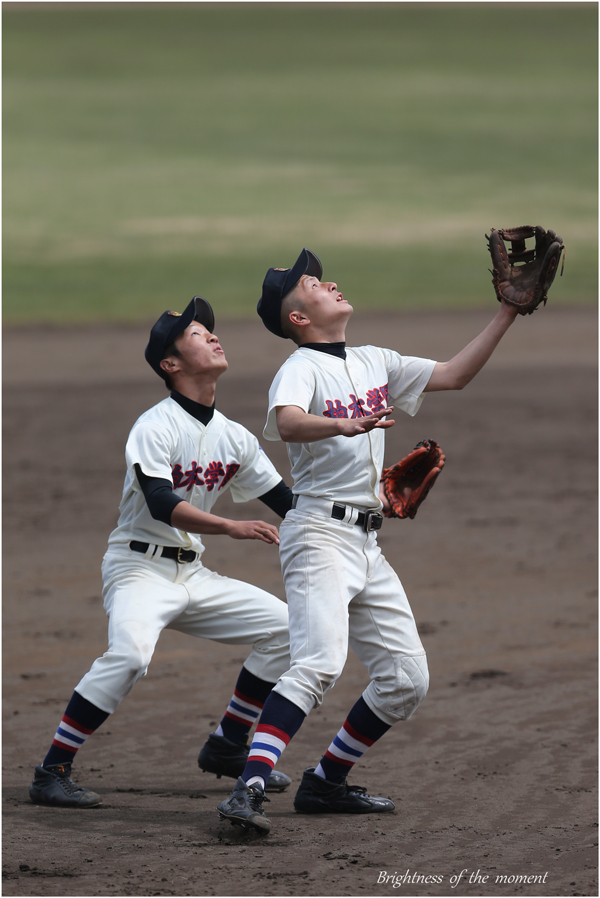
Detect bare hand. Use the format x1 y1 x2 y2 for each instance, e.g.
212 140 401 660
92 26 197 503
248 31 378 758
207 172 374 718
338 407 395 437
225 520 280 544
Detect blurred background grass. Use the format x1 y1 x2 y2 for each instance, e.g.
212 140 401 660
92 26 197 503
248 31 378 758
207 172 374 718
3 1 597 324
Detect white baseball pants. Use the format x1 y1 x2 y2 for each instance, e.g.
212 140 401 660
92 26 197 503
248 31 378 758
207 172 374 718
75 548 290 714
273 500 429 725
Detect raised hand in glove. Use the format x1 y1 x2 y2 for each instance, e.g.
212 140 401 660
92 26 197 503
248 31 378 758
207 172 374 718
486 225 565 315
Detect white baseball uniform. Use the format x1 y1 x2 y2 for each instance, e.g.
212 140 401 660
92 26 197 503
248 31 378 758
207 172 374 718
76 396 290 714
263 345 436 724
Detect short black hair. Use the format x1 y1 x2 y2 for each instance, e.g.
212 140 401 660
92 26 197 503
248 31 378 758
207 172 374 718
280 278 308 343
161 340 182 391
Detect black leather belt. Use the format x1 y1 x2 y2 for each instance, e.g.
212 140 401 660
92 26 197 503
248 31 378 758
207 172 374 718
130 540 197 563
291 497 383 532
331 503 384 532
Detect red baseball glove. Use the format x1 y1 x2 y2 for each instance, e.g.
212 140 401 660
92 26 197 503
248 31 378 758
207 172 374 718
381 439 445 520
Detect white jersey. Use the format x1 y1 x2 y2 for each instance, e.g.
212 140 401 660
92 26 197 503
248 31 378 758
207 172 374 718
108 397 281 557
264 345 436 509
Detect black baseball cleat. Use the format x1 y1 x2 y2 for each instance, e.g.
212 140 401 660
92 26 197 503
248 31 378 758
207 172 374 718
217 777 271 834
198 732 291 792
29 763 102 808
293 767 395 814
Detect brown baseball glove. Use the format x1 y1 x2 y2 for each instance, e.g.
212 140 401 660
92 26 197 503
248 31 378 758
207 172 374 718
381 439 445 520
486 225 565 315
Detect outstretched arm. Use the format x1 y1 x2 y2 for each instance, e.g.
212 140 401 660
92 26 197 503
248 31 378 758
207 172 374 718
170 502 280 544
276 405 395 442
424 301 519 392
134 465 280 544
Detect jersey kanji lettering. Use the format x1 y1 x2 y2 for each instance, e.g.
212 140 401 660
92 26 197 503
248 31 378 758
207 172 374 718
179 461 205 491
366 386 388 413
171 460 241 493
203 461 225 491
219 463 241 490
323 399 348 418
348 393 366 418
323 385 389 419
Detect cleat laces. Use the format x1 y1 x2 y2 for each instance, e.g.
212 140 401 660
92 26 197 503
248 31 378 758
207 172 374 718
46 765 81 796
59 777 81 796
346 784 368 795
247 785 270 812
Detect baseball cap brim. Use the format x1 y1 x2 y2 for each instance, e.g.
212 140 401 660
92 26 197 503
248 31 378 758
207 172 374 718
190 296 215 335
280 248 323 300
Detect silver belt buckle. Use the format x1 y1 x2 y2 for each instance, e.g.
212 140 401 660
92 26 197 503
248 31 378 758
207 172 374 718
364 511 383 532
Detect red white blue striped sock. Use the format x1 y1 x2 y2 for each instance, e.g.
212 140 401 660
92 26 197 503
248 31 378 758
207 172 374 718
43 691 109 768
247 724 291 770
51 715 94 755
315 696 391 783
217 667 274 744
241 691 305 784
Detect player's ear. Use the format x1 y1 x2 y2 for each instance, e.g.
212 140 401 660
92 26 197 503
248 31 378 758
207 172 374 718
289 310 310 328
160 356 181 375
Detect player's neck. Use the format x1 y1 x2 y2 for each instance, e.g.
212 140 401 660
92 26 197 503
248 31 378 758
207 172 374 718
170 373 219 407
299 323 348 344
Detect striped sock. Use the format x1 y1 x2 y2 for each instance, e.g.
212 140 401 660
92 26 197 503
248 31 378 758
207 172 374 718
315 696 391 784
43 691 109 768
217 667 274 744
242 691 305 784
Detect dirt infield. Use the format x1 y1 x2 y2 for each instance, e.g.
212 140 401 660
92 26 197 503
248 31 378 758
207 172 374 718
2 308 597 897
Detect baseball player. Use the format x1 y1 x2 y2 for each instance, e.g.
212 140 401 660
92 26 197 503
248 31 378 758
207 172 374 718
217 248 521 834
29 296 295 808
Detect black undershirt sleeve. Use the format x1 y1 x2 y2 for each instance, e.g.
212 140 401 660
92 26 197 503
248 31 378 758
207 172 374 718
134 464 184 526
258 479 294 519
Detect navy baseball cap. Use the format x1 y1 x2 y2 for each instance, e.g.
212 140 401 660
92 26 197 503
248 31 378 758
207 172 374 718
145 296 215 378
257 248 323 338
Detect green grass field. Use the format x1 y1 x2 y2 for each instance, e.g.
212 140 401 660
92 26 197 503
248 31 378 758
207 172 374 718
3 2 597 323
